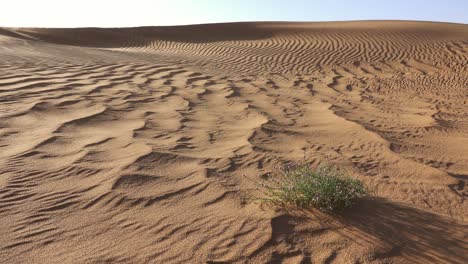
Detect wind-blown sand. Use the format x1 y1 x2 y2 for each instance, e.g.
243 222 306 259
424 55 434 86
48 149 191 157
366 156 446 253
0 21 467 263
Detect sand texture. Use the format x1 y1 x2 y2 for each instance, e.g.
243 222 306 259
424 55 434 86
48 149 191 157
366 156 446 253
0 21 467 263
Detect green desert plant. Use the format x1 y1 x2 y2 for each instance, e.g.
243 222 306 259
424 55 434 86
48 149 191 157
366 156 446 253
261 163 368 212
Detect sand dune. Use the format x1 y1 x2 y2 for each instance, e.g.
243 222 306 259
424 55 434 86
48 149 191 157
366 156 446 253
0 21 467 263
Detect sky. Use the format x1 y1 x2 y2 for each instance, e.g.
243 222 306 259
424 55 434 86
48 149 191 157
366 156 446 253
1 0 467 28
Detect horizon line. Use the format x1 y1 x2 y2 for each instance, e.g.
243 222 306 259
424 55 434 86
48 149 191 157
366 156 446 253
3 19 467 29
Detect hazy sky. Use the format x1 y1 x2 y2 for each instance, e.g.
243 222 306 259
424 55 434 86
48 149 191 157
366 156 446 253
1 0 467 27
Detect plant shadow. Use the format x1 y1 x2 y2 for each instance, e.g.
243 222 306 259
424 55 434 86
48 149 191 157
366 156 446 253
303 198 468 263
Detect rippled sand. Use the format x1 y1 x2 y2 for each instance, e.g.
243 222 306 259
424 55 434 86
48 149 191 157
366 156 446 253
0 21 467 263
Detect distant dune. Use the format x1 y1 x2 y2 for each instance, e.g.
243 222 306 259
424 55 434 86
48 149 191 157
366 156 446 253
0 21 467 263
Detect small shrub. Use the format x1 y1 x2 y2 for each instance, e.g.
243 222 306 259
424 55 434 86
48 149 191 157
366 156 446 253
261 163 368 212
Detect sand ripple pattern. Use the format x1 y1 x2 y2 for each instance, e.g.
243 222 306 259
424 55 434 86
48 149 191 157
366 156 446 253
0 21 467 263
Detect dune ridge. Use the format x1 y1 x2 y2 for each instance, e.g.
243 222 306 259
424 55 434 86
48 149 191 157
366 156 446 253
0 21 467 263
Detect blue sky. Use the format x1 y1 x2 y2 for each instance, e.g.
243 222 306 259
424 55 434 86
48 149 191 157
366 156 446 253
1 0 467 27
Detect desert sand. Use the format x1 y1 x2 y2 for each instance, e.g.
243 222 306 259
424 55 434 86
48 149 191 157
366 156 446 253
0 21 467 263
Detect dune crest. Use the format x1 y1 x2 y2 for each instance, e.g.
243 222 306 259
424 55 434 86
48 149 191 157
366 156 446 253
0 21 467 263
